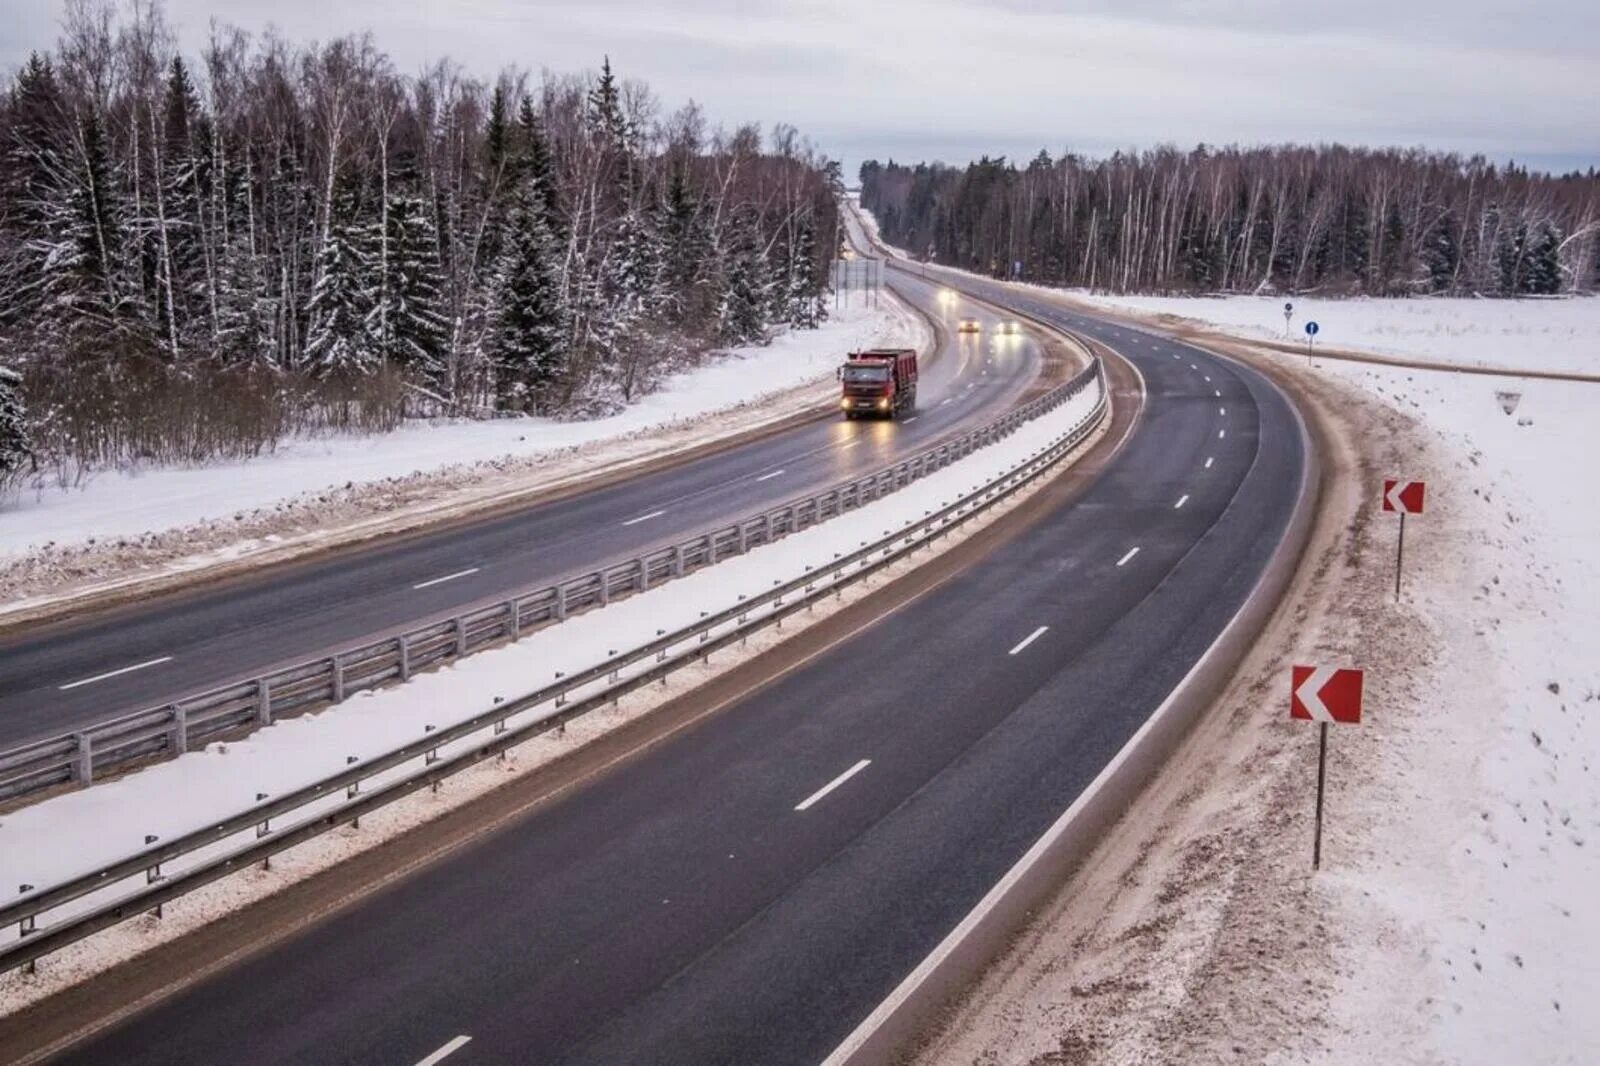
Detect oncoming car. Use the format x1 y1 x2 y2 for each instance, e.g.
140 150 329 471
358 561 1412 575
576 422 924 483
956 318 981 333
998 320 1021 335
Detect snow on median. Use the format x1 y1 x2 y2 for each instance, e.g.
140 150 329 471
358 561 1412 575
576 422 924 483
0 372 1104 1002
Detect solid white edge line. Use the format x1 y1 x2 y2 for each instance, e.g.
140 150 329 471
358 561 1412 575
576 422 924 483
415 1035 472 1066
1174 495 1189 509
1116 546 1140 567
411 567 481 591
755 469 786 482
621 509 666 526
1007 625 1050 656
795 759 872 812
58 656 175 692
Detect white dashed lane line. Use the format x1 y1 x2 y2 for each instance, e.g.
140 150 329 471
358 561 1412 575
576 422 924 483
415 1036 472 1066
1117 547 1141 567
755 469 786 482
59 656 174 691
795 759 872 812
412 568 480 591
621 510 666 527
1174 495 1189 509
1205 456 1214 469
1008 626 1050 656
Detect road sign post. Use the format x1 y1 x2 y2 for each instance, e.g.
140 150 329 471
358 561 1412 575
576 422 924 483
1284 301 1294 337
1382 479 1426 600
1304 320 1319 366
1291 664 1364 870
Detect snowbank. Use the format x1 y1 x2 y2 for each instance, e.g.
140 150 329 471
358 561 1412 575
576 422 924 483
0 302 915 560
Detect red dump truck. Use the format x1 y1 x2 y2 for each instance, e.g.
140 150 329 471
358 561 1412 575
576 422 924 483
839 348 918 419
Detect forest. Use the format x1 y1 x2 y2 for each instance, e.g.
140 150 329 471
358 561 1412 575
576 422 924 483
0 2 842 486
860 146 1600 298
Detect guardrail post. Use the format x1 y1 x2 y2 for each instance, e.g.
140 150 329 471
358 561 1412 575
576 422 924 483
257 679 273 727
454 617 468 657
597 572 610 607
168 705 187 757
672 545 685 578
330 656 345 703
556 585 569 621
507 600 521 640
738 522 749 554
399 634 411 681
72 732 92 787
638 556 651 592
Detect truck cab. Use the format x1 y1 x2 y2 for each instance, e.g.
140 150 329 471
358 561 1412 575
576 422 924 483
840 348 918 419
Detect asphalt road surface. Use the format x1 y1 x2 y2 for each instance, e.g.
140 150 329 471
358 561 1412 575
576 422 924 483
0 269 1047 748
54 256 1306 1065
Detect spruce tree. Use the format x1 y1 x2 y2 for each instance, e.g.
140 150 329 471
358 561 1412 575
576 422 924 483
0 363 31 483
305 193 377 378
371 192 450 386
1524 222 1562 294
491 183 567 410
715 207 772 345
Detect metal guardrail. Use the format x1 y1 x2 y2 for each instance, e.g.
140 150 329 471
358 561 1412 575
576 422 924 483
0 359 1097 806
0 358 1107 976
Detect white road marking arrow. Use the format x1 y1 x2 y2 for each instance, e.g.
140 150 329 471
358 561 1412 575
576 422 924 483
1295 665 1338 722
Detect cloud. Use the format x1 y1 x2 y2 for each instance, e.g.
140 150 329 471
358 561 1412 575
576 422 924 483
4 0 1595 175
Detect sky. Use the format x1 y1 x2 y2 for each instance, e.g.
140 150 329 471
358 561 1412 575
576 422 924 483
4 0 1598 179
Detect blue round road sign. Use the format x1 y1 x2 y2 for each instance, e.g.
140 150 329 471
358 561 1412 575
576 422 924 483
1305 321 1319 336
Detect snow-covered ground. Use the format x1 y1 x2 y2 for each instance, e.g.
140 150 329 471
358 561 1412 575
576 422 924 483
0 373 1104 1008
0 302 913 561
1074 291 1600 376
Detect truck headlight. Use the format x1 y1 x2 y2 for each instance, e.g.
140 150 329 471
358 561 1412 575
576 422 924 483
878 397 889 409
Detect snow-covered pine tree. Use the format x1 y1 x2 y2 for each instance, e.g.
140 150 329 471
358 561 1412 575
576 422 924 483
305 192 378 378
491 182 567 410
715 206 772 346
1524 221 1562 294
0 363 31 482
371 192 450 387
656 165 708 328
0 53 67 330
782 215 825 328
158 56 213 352
516 95 563 242
214 237 277 367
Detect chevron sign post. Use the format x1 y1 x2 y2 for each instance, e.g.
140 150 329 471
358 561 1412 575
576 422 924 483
1291 665 1365 870
1382 479 1426 600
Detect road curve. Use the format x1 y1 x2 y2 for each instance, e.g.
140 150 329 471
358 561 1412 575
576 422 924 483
31 250 1308 1065
0 267 1051 748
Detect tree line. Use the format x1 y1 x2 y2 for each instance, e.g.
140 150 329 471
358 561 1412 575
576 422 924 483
860 145 1600 297
0 2 841 487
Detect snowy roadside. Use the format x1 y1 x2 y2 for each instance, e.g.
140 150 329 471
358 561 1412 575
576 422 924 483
0 372 1106 1014
909 302 1599 1064
0 299 927 622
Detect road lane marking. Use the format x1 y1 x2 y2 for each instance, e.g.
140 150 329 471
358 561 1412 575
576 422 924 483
940 398 952 406
1008 626 1049 656
903 415 919 424
1205 456 1214 469
412 567 480 590
622 509 666 526
1174 495 1189 509
1117 547 1141 567
1214 389 1221 397
795 759 872 811
59 656 174 691
1204 375 1212 382
416 1036 472 1066
839 440 861 450
1219 407 1226 416
1218 429 1226 439
755 469 786 482
1189 363 1198 370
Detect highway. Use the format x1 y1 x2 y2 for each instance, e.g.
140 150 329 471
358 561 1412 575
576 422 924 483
41 245 1308 1065
0 270 1052 748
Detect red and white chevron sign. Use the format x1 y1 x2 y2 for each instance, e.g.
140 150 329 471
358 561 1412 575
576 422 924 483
1290 665 1364 724
1382 479 1425 514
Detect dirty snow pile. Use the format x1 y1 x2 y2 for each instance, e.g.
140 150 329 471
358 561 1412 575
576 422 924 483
0 301 917 561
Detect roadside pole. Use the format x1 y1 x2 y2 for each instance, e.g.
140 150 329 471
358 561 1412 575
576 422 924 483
1304 320 1319 366
1381 479 1426 600
1290 665 1365 870
1283 300 1294 339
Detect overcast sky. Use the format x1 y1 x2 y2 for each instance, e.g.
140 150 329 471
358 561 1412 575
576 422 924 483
5 0 1597 179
